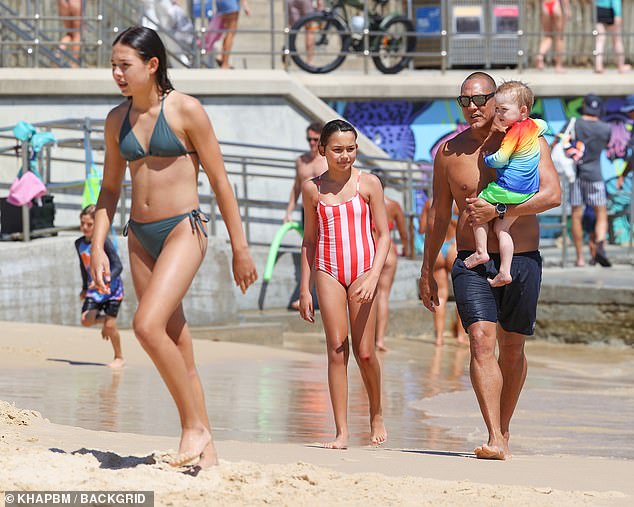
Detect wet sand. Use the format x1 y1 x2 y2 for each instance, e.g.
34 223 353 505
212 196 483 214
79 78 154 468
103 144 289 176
1 321 633 506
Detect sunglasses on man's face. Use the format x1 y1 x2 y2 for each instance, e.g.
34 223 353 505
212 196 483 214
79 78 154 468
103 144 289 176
456 93 495 108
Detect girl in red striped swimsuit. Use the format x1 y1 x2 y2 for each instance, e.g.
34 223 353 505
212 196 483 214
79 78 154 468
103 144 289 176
299 119 391 449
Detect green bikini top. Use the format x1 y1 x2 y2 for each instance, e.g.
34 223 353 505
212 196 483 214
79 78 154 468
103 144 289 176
119 96 195 161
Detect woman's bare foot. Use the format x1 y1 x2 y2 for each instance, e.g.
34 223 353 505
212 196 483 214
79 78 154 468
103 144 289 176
575 259 585 267
474 443 506 460
375 341 388 352
464 252 489 269
370 415 387 445
594 67 604 74
323 432 348 449
435 336 444 347
169 427 212 467
456 332 469 346
503 431 512 458
196 440 219 469
618 64 631 73
554 65 566 74
488 272 512 287
108 358 125 369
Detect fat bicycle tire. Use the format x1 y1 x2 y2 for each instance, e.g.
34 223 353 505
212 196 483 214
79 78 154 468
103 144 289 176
288 13 350 74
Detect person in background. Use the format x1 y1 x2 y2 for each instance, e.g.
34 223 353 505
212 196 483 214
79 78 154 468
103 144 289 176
617 94 634 190
166 0 195 65
285 121 326 311
419 199 467 347
535 0 570 73
594 0 631 73
205 0 251 69
57 0 82 63
570 94 612 267
371 169 409 352
287 0 323 64
75 205 125 369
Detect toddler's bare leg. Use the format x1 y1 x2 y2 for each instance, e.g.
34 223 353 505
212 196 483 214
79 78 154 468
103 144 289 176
464 222 490 268
489 217 518 287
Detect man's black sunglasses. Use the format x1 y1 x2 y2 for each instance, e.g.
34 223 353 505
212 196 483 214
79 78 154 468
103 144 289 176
456 93 495 107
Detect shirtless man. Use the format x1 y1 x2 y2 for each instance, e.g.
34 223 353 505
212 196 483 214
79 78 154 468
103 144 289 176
419 72 561 460
284 121 327 223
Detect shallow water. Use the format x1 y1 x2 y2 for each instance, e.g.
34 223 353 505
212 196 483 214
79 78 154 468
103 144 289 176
1 337 633 459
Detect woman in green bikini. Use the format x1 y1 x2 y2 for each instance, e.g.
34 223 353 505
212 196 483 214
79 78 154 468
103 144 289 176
91 26 257 470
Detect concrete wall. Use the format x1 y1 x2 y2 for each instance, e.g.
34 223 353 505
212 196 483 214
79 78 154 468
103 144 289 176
0 234 238 327
0 233 421 327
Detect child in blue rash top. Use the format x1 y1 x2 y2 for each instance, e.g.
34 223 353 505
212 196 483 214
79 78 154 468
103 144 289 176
75 205 125 369
464 80 547 287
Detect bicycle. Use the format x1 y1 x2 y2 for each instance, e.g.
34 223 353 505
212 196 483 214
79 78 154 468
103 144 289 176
288 0 416 74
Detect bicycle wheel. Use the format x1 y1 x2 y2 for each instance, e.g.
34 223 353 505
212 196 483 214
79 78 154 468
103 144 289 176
371 16 416 74
288 13 350 74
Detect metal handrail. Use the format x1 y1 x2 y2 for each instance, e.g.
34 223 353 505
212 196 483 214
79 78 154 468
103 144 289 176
1 0 632 71
0 116 600 267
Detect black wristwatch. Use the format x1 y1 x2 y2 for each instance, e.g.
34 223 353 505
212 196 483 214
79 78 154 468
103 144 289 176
495 203 507 219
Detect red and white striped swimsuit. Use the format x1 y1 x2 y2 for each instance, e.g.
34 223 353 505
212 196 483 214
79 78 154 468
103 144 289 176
315 172 375 288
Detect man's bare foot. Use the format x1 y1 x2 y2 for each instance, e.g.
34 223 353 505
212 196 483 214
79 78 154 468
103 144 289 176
488 272 512 287
370 415 387 445
575 259 585 267
323 433 348 449
464 252 489 269
457 333 469 346
594 67 604 74
290 299 300 311
435 336 444 347
108 358 125 369
554 65 566 74
474 443 506 460
169 427 212 467
618 64 631 73
376 342 388 352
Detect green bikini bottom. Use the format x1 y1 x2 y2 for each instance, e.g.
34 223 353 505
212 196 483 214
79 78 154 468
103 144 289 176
123 209 209 260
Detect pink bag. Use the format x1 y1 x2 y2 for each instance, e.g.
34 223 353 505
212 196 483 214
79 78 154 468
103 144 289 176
7 171 47 207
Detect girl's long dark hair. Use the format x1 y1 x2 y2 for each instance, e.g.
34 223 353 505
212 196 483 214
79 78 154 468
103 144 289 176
113 26 173 94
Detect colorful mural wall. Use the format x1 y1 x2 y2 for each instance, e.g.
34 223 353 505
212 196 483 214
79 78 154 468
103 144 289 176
329 96 633 245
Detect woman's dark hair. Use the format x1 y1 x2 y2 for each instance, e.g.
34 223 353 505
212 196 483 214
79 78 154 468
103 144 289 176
113 26 173 94
319 119 358 147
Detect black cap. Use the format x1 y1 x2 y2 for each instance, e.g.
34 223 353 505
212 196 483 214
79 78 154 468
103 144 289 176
583 94 603 116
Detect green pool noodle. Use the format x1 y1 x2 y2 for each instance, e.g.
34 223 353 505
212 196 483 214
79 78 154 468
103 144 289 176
263 221 303 281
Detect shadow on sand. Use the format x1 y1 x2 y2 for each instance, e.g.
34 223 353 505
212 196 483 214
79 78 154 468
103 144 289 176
50 447 155 469
47 358 108 367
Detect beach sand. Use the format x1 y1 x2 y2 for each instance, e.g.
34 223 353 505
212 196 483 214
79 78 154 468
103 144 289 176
1 321 633 506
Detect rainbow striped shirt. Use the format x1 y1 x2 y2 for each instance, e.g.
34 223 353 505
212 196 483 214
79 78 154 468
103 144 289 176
484 117 548 195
